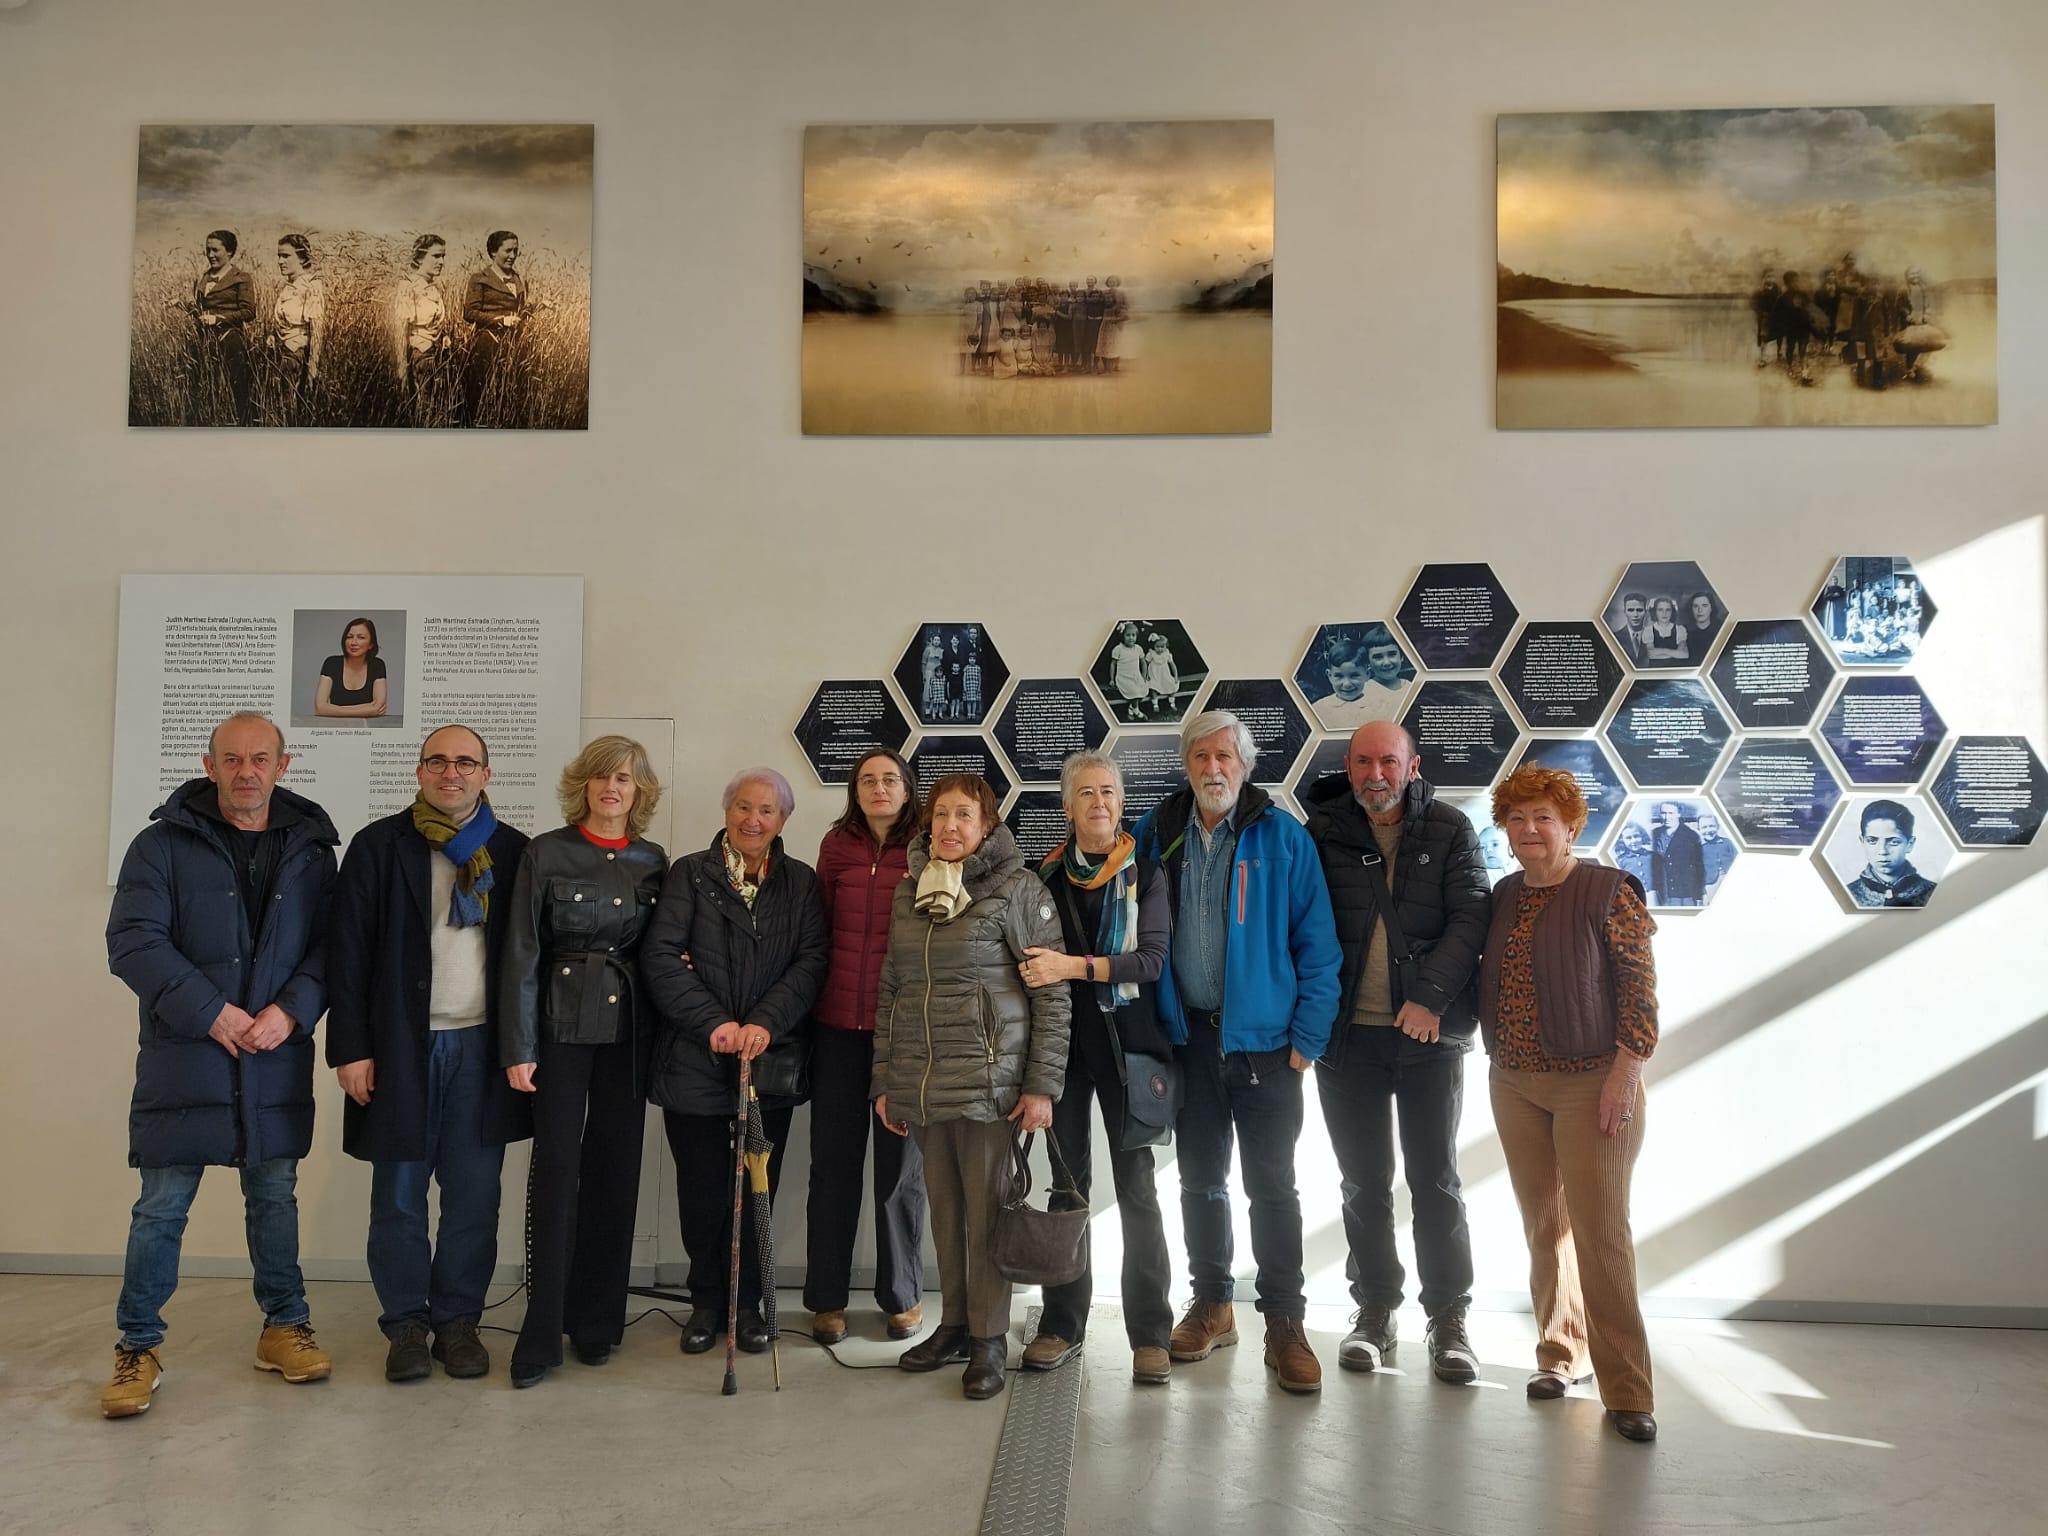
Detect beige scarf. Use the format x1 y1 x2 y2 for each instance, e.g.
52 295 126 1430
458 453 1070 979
914 857 972 922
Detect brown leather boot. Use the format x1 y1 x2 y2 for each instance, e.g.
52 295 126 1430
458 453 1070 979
1168 1299 1238 1362
810 1309 848 1345
254 1322 331 1383
1264 1315 1322 1394
962 1336 1008 1399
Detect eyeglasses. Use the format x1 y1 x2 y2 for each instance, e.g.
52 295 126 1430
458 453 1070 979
419 756 485 776
857 774 905 789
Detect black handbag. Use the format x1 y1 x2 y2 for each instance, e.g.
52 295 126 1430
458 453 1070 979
991 1130 1090 1287
1051 878 1181 1149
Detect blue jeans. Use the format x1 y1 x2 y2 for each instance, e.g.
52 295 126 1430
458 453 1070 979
366 1025 505 1335
116 1158 308 1350
1175 1020 1307 1318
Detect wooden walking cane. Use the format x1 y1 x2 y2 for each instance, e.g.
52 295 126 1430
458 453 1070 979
721 1054 752 1397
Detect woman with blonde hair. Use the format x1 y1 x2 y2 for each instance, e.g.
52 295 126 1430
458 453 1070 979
1480 763 1660 1443
498 735 667 1387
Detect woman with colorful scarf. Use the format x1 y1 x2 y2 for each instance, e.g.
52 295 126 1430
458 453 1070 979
641 768 829 1360
1018 750 1176 1385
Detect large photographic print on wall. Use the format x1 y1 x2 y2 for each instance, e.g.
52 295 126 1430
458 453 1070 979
1496 106 1996 429
802 120 1273 435
130 124 593 429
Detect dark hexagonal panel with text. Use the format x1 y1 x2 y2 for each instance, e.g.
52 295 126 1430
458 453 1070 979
1202 678 1312 787
1710 738 1844 850
1820 676 1947 786
1499 621 1625 731
1400 678 1518 788
1708 618 1838 730
1933 736 2046 847
793 680 912 785
907 734 1013 808
1605 678 1733 789
991 679 1111 784
1395 563 1519 671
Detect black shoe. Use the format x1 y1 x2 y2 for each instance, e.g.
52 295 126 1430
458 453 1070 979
1426 1306 1479 1385
510 1359 547 1389
897 1323 972 1372
573 1341 612 1367
1337 1305 1396 1372
737 1309 773 1355
1610 1410 1658 1442
962 1336 1008 1399
384 1320 432 1383
431 1318 491 1379
1527 1369 1587 1400
680 1307 723 1355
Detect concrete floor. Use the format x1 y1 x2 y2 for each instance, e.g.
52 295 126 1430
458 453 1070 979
3 1275 2044 1536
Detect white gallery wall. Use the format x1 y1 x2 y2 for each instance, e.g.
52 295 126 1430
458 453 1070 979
0 0 2043 1320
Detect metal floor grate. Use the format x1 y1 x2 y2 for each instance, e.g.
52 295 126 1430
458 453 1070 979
980 1308 1082 1536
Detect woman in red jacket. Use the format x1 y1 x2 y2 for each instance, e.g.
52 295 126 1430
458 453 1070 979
803 749 927 1344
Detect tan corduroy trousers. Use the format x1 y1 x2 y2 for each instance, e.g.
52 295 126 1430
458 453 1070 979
1489 1064 1654 1413
912 1117 1017 1339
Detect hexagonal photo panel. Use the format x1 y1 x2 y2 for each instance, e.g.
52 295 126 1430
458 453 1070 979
1811 556 1936 667
1606 796 1738 911
1710 738 1844 850
892 622 1010 729
1395 563 1520 671
1108 732 1188 820
1605 678 1733 788
1601 561 1728 670
991 679 1111 784
1004 789 1071 865
1443 793 1514 887
1821 676 1947 785
1202 678 1311 787
1290 735 1353 810
1708 618 1838 730
1933 736 2047 847
792 680 913 785
1499 621 1625 731
1819 793 1955 911
1400 678 1519 789
1090 618 1208 726
907 734 1013 809
1293 622 1415 731
1517 738 1628 848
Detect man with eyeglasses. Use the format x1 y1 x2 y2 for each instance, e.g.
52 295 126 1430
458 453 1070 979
326 725 530 1383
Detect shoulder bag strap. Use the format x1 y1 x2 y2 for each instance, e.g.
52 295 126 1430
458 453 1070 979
1356 845 1415 971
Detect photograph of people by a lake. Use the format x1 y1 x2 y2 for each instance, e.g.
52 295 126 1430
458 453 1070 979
1496 105 1995 429
802 120 1272 435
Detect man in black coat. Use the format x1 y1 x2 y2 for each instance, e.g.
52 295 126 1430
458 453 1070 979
102 712 339 1416
326 724 530 1383
1303 721 1491 1385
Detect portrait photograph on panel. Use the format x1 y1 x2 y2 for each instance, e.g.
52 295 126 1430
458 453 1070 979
1819 794 1955 910
1294 622 1416 731
1601 561 1727 671
1606 797 1738 911
289 609 406 728
130 124 593 429
1091 619 1208 724
1444 794 1514 889
801 120 1273 435
1811 555 1936 666
1496 105 1997 429
892 622 1010 728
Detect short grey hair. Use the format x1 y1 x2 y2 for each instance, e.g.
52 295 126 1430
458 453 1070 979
1058 748 1123 803
1180 709 1258 771
722 767 796 818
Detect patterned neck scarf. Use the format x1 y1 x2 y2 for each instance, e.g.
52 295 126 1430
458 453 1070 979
723 834 768 908
1039 832 1140 1009
410 792 497 927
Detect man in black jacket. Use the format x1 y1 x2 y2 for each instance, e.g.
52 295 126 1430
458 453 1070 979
102 712 338 1417
326 725 530 1383
1304 721 1491 1383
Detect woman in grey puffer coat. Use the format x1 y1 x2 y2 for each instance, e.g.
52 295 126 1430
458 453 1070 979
873 775 1070 1399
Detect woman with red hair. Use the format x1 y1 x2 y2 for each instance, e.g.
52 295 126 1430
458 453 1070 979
1479 764 1661 1444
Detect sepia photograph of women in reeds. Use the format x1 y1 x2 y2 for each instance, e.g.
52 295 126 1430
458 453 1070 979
129 124 593 430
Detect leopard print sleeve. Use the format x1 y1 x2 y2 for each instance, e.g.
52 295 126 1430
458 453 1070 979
1604 879 1660 1059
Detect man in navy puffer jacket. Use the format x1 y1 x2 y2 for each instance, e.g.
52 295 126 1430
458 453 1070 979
101 712 338 1417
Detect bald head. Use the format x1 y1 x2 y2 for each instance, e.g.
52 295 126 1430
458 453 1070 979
1347 720 1419 822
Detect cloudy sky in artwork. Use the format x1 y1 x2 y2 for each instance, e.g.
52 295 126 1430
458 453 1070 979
134 124 593 261
1497 106 1995 291
803 120 1273 307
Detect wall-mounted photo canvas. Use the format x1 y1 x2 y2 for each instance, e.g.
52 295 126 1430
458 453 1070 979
1496 106 1996 429
802 119 1273 435
130 124 593 429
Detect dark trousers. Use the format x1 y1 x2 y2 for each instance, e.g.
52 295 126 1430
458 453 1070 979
664 1105 792 1317
1175 1019 1307 1318
514 1036 645 1368
802 1027 926 1314
461 329 510 425
367 1025 506 1334
1316 1029 1475 1316
188 327 253 426
1043 1010 1174 1349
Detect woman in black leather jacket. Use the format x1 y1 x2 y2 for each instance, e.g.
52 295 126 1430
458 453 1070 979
499 736 667 1388
641 768 829 1358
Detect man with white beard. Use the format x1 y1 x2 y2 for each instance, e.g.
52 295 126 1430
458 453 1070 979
1131 711 1341 1395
